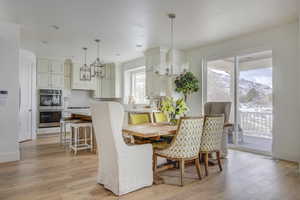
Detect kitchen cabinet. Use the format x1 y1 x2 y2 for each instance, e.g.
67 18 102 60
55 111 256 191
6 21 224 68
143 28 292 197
64 60 72 91
37 59 50 73
71 62 96 90
51 74 64 88
37 58 64 74
37 58 64 89
37 73 51 88
93 63 117 98
50 60 64 74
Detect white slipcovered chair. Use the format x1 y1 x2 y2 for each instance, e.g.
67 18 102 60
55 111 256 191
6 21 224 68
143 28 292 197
91 101 153 196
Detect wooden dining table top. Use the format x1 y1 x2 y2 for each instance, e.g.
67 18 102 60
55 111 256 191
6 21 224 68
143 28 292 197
71 112 178 138
122 123 177 138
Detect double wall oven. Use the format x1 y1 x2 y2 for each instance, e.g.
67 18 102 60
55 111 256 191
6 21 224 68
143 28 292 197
39 89 63 128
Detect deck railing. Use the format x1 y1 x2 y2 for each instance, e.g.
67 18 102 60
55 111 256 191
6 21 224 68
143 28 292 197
239 111 272 138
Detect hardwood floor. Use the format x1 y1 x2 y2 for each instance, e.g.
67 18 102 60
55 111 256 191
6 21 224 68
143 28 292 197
0 135 299 200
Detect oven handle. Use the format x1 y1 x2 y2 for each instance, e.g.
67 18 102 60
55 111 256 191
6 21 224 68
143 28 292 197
39 94 62 96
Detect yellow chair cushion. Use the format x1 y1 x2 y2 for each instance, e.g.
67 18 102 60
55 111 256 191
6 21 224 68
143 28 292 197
130 113 150 125
154 112 168 123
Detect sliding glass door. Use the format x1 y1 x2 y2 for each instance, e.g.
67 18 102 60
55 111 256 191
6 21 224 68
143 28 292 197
205 51 273 154
206 57 235 145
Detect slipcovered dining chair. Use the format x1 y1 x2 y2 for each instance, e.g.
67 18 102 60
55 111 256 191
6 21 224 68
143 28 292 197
204 102 233 157
153 112 169 123
91 102 153 196
128 112 151 125
199 114 225 176
153 117 204 186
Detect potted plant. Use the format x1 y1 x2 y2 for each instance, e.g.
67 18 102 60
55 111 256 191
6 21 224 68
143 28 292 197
174 71 199 102
161 97 189 125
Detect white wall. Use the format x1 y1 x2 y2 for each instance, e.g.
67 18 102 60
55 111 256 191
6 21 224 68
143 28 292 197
0 21 20 163
67 90 92 107
186 21 300 162
121 57 145 103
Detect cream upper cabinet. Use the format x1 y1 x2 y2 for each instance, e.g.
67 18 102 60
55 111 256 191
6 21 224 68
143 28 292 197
93 77 102 98
51 74 64 89
37 73 51 89
50 60 64 74
93 63 116 98
37 59 50 73
71 62 96 90
37 58 65 89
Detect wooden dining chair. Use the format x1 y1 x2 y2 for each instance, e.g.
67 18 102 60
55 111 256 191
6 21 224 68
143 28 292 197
128 112 151 125
128 112 152 144
199 114 225 176
153 117 204 186
153 112 169 123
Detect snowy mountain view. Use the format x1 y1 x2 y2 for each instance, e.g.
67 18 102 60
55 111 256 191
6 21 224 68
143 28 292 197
207 68 272 112
207 68 273 137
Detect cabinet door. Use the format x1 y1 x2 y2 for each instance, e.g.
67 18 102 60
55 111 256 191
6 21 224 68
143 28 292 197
50 60 64 74
64 62 71 77
37 59 50 73
64 77 71 90
51 74 64 89
101 79 115 98
37 73 51 88
93 77 102 98
71 63 96 90
71 63 84 89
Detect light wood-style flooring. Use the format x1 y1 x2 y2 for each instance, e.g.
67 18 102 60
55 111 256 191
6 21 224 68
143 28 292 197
0 135 299 200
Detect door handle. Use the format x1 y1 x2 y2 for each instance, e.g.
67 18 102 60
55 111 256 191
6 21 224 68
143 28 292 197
28 109 32 112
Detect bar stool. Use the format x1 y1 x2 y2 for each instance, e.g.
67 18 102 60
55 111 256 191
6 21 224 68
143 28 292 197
70 123 93 155
60 118 83 146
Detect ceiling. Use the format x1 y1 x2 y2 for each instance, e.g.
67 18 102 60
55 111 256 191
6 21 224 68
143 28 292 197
0 0 298 63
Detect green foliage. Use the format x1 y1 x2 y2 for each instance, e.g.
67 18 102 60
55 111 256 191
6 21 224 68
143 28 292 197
174 72 199 101
161 97 189 119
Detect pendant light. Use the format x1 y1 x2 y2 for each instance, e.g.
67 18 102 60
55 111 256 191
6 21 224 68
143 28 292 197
91 39 105 79
165 13 176 76
80 47 91 81
162 13 188 76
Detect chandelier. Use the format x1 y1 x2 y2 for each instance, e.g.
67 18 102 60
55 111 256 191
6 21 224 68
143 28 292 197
90 39 105 79
80 47 91 81
165 13 176 76
154 13 188 77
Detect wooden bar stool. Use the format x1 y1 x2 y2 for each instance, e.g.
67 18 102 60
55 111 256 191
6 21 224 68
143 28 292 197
59 118 83 146
70 123 93 155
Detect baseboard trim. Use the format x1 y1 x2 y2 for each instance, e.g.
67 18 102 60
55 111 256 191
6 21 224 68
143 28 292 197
0 151 20 163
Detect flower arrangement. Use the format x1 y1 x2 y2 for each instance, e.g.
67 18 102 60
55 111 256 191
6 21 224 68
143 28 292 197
161 97 189 124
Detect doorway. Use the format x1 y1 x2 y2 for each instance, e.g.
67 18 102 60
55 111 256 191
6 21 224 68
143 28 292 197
205 50 273 154
19 49 37 142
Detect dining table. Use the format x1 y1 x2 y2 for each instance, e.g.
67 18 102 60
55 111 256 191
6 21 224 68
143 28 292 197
71 112 178 140
71 112 178 173
72 112 178 139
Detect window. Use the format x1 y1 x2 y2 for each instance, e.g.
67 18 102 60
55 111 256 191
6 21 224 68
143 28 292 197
124 66 147 104
130 69 146 104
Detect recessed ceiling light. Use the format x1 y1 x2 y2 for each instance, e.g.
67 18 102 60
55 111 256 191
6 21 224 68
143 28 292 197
136 44 143 48
50 25 60 30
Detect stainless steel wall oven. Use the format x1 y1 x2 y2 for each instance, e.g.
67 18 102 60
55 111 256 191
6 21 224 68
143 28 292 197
39 89 63 128
39 110 62 128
